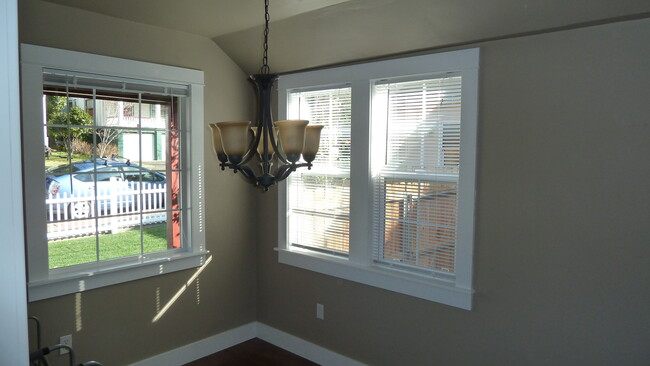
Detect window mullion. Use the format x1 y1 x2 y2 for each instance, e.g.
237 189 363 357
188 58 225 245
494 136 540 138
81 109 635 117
92 88 100 263
138 93 145 256
277 81 289 251
451 68 479 290
348 80 372 265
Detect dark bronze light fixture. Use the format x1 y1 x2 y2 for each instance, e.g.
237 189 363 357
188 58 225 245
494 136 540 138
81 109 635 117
210 0 323 191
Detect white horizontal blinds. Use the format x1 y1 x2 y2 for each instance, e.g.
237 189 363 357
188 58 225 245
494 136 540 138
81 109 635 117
287 87 352 255
372 76 462 276
43 69 189 96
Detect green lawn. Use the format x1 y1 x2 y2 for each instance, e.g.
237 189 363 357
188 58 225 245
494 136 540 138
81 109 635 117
49 224 168 269
44 153 90 169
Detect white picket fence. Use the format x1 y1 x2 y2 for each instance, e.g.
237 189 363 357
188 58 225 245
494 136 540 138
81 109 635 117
46 182 167 240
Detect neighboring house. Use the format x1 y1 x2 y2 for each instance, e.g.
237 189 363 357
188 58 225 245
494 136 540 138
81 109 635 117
51 98 169 161
96 101 168 161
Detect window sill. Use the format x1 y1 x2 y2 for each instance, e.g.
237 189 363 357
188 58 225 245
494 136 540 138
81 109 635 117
277 248 473 310
28 251 208 302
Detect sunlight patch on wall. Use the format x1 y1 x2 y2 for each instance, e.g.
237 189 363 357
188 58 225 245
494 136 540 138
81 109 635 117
152 255 212 323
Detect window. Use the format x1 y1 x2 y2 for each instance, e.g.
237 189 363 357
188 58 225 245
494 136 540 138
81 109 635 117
372 76 461 277
278 49 478 309
286 87 351 255
21 44 206 301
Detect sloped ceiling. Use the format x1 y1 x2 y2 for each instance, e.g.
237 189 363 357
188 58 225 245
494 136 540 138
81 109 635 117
41 0 352 37
43 0 650 74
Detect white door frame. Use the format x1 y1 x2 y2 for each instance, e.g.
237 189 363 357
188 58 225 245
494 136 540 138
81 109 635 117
0 0 29 364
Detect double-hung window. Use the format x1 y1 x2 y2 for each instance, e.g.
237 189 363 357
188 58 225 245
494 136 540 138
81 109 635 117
286 87 352 255
278 49 479 309
21 45 206 301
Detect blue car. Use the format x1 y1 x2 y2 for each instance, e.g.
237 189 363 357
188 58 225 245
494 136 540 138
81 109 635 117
46 158 166 218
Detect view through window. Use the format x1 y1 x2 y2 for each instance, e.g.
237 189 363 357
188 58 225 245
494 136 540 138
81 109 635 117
43 74 183 269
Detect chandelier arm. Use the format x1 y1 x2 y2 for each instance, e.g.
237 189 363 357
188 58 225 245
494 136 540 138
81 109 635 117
259 123 273 175
274 164 293 182
219 161 243 171
250 73 289 167
237 130 261 167
237 165 258 184
269 130 289 165
277 164 307 183
276 162 310 182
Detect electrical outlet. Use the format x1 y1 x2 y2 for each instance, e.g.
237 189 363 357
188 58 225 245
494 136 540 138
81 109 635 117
316 303 324 320
59 334 72 355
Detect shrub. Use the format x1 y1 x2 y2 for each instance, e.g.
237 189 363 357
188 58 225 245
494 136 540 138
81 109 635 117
97 143 118 158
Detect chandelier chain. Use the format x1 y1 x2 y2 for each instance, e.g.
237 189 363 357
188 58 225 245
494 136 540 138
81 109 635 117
261 0 271 74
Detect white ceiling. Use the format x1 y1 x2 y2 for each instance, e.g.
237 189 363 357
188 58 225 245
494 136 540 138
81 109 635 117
42 0 650 74
42 0 352 38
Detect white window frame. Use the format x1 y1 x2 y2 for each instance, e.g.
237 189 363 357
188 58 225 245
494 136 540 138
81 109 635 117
21 44 207 301
277 49 479 310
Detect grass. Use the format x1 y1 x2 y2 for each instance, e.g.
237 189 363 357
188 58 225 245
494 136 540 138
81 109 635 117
48 224 168 269
44 153 90 169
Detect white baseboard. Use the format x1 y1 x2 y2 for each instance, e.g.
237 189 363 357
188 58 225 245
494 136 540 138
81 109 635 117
257 323 365 366
130 322 257 366
129 322 364 366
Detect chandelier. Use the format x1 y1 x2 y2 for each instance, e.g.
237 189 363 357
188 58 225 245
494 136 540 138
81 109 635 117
210 0 323 191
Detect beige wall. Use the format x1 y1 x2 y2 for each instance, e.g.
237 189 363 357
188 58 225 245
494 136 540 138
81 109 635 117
18 1 650 365
215 0 650 75
255 18 650 365
20 1 259 365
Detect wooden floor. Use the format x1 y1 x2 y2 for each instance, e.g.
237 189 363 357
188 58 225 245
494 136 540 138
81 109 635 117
183 338 319 366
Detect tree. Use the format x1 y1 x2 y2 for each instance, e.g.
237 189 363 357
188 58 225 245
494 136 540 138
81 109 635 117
95 100 120 158
46 95 92 153
96 127 120 158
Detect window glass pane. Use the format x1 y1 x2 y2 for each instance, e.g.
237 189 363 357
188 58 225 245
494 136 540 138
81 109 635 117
95 166 122 182
48 234 98 269
44 92 94 168
43 82 183 269
372 76 462 274
142 224 170 254
288 175 350 254
93 92 141 129
169 210 181 249
375 77 461 175
287 87 351 254
380 180 457 272
99 226 141 261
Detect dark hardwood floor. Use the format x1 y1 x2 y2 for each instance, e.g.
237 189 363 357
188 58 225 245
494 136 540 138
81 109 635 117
183 338 320 366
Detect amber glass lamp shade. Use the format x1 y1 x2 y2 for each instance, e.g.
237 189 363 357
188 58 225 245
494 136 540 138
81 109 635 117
208 123 227 163
216 121 251 165
275 119 308 162
302 125 324 163
251 126 279 158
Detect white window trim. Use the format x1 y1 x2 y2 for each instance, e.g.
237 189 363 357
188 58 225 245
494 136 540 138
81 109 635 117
21 44 207 301
277 49 479 310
